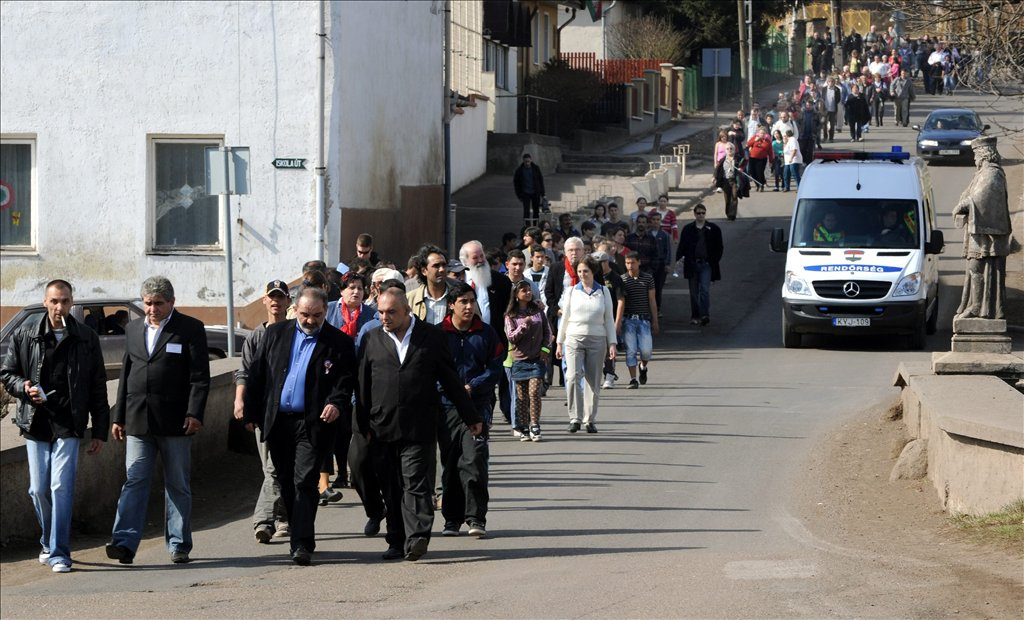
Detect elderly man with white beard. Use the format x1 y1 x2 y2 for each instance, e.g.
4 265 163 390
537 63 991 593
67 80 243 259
460 241 512 426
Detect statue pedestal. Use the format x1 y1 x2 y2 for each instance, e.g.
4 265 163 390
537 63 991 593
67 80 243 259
933 318 1023 376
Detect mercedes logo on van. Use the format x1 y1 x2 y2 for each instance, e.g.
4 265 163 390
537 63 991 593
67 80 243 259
843 282 861 298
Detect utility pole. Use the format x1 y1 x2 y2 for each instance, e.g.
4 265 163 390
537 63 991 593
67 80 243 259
831 0 843 67
746 0 753 109
737 0 749 112
442 0 454 257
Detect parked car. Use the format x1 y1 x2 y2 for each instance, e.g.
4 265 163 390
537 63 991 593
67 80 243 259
1 299 248 379
914 108 989 163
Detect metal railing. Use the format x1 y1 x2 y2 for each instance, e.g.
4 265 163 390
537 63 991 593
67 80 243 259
497 94 559 136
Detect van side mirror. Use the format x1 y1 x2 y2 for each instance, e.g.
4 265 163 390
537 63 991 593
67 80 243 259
926 229 944 254
770 228 787 253
983 124 991 132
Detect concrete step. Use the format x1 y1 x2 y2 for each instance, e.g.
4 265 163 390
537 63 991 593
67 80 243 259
561 152 648 164
556 162 647 176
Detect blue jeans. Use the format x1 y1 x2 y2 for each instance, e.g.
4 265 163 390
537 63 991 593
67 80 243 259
688 261 712 320
26 438 80 566
622 318 653 368
783 163 801 190
111 435 193 554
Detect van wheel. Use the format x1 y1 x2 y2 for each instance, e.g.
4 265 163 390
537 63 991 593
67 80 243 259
783 312 801 348
925 293 939 335
908 322 926 350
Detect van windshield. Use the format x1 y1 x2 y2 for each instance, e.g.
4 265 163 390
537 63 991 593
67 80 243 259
793 199 919 249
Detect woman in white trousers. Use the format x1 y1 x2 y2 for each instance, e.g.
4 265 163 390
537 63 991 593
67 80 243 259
556 256 617 434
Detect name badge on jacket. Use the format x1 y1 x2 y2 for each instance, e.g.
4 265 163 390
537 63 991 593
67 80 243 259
166 343 183 354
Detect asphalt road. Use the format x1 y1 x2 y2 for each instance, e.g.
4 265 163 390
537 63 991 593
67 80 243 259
1 89 1020 618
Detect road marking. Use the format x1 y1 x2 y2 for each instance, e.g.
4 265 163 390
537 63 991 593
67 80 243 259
724 559 818 580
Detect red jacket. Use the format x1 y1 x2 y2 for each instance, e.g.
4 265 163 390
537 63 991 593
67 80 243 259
747 134 774 160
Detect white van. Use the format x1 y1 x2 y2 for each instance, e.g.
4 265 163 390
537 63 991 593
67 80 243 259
769 149 945 349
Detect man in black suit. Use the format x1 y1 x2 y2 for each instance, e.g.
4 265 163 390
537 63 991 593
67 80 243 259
356 288 482 562
242 286 357 565
106 276 210 566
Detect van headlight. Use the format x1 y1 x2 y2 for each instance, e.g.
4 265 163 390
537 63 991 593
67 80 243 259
893 272 922 297
919 139 939 147
960 139 973 146
785 271 812 296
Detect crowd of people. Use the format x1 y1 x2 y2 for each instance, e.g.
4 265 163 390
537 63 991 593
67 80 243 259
713 24 974 202
3 195 728 570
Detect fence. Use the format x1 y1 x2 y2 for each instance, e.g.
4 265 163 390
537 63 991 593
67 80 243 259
681 44 799 114
581 83 627 128
561 52 667 84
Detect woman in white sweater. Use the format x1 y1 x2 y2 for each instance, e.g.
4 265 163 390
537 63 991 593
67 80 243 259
555 255 617 433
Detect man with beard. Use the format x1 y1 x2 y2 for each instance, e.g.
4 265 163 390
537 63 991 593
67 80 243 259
242 286 357 565
460 240 512 420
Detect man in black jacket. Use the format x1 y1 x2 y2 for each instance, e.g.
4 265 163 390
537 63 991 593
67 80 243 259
356 289 481 562
1 280 109 574
512 153 546 223
242 286 357 565
106 276 210 566
676 204 724 326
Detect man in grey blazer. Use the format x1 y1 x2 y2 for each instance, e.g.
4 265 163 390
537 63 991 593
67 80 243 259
105 276 210 565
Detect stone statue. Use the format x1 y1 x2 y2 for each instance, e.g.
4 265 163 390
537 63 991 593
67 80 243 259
952 135 1012 321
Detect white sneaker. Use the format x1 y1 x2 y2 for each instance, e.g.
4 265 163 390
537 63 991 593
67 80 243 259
602 374 615 389
51 561 71 573
38 551 50 565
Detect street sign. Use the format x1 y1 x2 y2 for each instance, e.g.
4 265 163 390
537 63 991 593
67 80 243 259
205 147 251 196
702 48 731 77
0 180 13 210
273 158 306 169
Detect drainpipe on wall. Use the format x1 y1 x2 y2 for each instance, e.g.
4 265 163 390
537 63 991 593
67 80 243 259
443 0 453 256
601 1 617 61
556 7 576 52
315 0 326 262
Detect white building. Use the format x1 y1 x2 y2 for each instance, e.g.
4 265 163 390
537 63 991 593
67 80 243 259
0 0 455 322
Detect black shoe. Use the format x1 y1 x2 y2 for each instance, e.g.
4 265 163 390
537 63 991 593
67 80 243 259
405 538 429 562
254 525 273 544
700 316 710 326
171 551 191 564
638 365 648 385
331 476 349 489
319 488 343 506
585 423 598 433
568 421 581 433
105 543 134 565
442 521 461 537
627 379 639 389
364 515 384 537
382 547 404 561
291 548 312 566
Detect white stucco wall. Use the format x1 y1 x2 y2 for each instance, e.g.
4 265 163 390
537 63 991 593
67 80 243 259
450 99 488 193
0 0 445 309
559 9 604 57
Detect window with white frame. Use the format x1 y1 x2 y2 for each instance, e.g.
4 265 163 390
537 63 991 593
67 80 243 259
532 15 539 65
0 137 35 250
149 136 222 251
484 39 509 90
542 13 550 63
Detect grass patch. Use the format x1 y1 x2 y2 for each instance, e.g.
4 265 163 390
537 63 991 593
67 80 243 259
950 499 1024 549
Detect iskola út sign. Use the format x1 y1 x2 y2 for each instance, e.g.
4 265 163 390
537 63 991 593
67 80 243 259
272 158 306 169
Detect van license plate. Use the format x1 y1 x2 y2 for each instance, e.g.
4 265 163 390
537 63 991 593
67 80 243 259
833 317 870 327
939 149 959 155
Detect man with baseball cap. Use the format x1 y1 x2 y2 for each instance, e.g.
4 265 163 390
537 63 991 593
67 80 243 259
233 279 291 543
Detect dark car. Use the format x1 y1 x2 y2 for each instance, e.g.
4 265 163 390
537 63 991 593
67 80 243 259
913 108 989 163
1 299 248 379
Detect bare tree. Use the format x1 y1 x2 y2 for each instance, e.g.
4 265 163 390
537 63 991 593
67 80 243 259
885 0 1023 98
607 15 693 64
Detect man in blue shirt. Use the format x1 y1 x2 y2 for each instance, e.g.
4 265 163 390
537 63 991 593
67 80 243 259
243 287 357 566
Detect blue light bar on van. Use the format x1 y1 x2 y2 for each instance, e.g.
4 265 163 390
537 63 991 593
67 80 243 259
813 147 910 162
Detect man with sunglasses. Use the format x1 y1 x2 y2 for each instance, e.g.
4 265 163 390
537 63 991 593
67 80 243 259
353 233 381 268
676 204 724 327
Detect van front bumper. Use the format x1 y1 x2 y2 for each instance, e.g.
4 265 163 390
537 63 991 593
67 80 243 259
783 299 927 336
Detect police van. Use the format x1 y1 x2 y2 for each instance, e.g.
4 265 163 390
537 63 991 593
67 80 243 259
769 148 944 349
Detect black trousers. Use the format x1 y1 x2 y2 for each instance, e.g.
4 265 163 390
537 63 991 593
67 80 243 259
267 414 334 553
348 431 385 521
651 263 668 312
520 194 541 219
376 438 436 553
437 407 489 527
